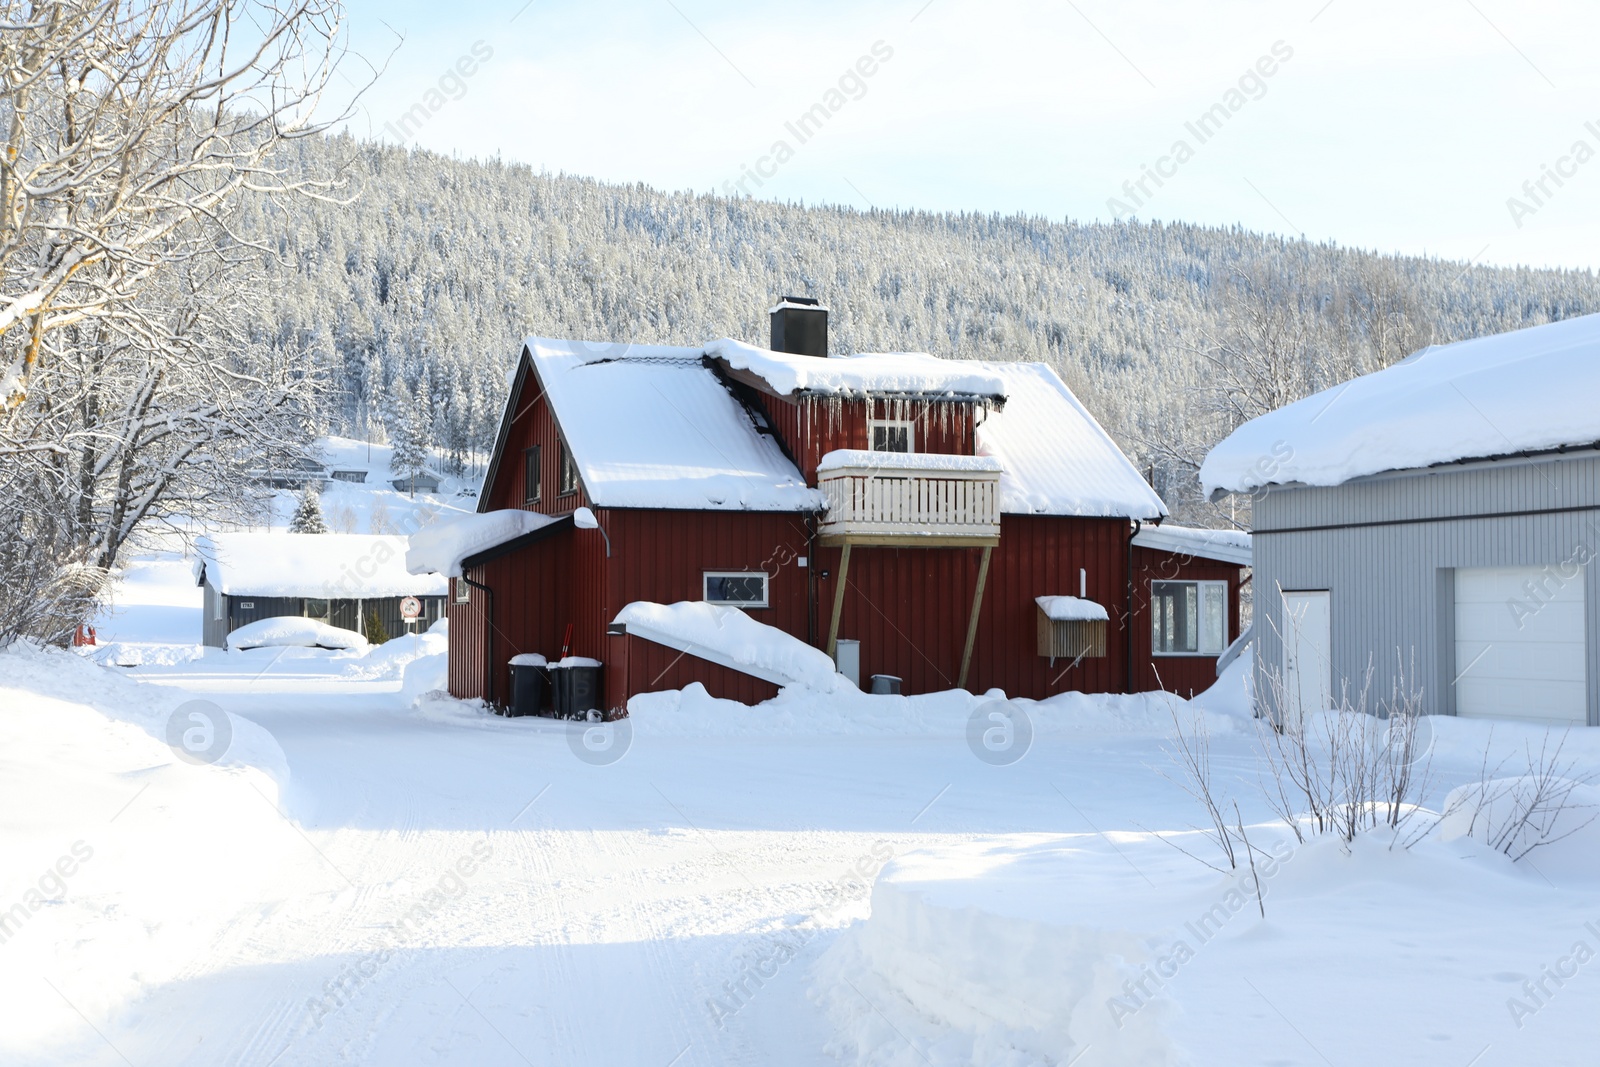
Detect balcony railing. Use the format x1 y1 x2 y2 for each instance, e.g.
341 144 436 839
816 451 1002 547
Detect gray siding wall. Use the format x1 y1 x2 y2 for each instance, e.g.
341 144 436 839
1252 452 1600 725
202 581 227 648
201 588 448 648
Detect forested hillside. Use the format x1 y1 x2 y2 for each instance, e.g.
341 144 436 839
243 133 1600 521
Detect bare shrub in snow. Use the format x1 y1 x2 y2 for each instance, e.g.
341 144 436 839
1255 655 1433 847
1158 695 1238 871
1438 730 1598 861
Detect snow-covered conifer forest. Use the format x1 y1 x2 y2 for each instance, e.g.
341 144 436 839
244 133 1600 513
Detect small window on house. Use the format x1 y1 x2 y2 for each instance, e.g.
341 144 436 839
454 579 470 604
704 571 769 608
559 441 578 496
1151 580 1228 655
869 419 914 453
213 592 224 621
523 445 541 504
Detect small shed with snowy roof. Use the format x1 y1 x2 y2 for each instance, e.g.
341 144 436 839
416 299 1247 710
194 533 448 648
1202 312 1600 727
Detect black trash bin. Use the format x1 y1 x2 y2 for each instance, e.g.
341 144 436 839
869 674 902 695
507 654 548 717
551 657 603 718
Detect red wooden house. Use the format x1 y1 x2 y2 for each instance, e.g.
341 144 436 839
413 300 1249 711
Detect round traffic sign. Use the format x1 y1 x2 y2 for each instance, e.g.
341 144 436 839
400 596 422 620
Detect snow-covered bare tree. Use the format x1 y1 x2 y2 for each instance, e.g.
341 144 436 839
0 0 352 644
0 0 350 411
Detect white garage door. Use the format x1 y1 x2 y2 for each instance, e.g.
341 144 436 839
1455 566 1588 725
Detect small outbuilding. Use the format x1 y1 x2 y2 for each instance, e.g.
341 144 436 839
391 470 443 494
1202 313 1600 727
193 533 448 648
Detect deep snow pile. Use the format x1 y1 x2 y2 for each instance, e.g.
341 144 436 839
1034 595 1109 622
707 338 1009 399
628 652 1253 739
194 533 447 599
615 600 845 691
406 508 559 577
1201 312 1600 494
810 824 1600 1067
227 616 369 651
3 643 288 781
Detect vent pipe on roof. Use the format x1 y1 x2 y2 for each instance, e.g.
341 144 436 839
770 296 828 357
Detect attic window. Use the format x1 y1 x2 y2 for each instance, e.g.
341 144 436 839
523 445 541 504
559 441 578 496
704 571 769 608
869 419 914 453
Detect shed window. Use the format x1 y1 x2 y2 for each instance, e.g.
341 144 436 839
1152 580 1228 655
523 445 541 504
454 579 470 605
704 572 769 608
869 419 914 453
559 441 578 496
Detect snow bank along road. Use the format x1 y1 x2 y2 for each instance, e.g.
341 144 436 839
3 642 1598 1065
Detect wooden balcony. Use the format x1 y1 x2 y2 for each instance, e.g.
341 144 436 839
816 452 1002 547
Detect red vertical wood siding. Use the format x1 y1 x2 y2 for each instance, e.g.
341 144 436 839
787 397 976 482
451 352 1245 708
1129 545 1246 698
482 365 589 516
813 515 1132 697
596 508 813 709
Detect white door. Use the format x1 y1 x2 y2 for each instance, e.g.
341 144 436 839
1281 591 1331 728
1455 567 1587 725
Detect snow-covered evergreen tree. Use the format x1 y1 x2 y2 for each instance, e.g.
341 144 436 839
289 484 329 534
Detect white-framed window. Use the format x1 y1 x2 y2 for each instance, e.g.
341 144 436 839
868 419 915 453
1151 580 1228 655
454 578 471 604
703 571 769 608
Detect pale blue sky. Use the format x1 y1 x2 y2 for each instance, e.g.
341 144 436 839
329 1 1600 270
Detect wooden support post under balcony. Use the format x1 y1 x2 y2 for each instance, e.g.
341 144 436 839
826 542 853 663
957 545 993 691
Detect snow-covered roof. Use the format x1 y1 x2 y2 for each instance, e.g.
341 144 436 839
407 510 561 578
974 361 1168 519
194 534 447 598
614 600 842 691
1200 313 1600 495
706 338 1008 399
522 338 826 512
1132 524 1252 566
510 337 1160 519
817 449 1004 473
1035 596 1109 622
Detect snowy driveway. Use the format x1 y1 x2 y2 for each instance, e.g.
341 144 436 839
9 649 1599 1067
25 661 1200 1067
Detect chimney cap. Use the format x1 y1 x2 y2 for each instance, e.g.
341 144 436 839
769 296 829 314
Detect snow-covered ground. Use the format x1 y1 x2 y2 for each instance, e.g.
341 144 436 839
7 561 1598 1065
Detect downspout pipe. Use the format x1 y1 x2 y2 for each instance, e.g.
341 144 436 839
463 575 496 708
1124 519 1142 694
